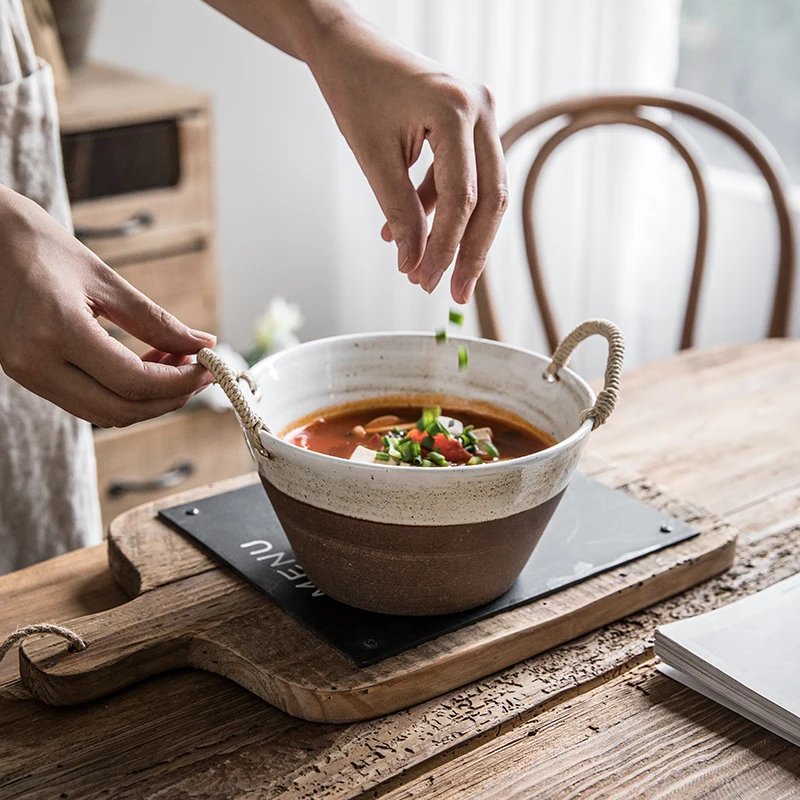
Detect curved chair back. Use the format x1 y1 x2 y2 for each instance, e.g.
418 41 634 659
475 90 796 352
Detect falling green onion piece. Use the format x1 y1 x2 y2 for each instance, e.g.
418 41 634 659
458 345 469 371
375 451 391 462
435 329 448 344
448 309 465 326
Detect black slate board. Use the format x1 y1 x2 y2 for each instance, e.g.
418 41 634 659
159 473 696 666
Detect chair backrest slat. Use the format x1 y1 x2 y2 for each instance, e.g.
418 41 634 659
476 90 795 351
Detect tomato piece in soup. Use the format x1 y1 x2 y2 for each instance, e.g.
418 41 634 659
433 434 471 463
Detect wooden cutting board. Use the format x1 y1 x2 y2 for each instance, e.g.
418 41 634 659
16 456 737 723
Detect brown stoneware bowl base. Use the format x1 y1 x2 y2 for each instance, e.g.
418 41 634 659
263 478 566 616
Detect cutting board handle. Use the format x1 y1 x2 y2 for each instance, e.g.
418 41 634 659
17 579 207 706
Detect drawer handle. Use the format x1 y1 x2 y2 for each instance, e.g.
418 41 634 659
107 461 194 498
75 211 154 240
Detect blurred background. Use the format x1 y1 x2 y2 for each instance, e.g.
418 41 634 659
29 0 799 525
81 0 800 374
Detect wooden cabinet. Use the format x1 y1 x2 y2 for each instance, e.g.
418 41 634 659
94 408 253 526
59 64 254 528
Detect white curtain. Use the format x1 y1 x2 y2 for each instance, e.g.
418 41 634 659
331 0 683 377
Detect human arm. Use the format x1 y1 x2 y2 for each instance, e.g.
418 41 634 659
0 185 216 427
203 0 508 303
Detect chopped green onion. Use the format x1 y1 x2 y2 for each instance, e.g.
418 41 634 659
388 448 402 460
467 456 484 466
421 459 434 467
482 441 500 460
399 439 422 463
391 426 404 436
461 430 478 445
448 309 465 326
412 455 423 466
435 329 448 344
458 345 469 371
381 435 391 450
420 407 441 428
463 425 474 434
375 451 392 462
421 435 435 450
428 451 448 467
425 419 450 438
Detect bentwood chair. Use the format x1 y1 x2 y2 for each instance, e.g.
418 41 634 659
475 90 796 352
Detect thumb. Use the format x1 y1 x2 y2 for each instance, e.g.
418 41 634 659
97 272 216 355
362 153 428 274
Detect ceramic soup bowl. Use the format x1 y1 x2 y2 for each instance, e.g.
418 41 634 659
198 319 623 616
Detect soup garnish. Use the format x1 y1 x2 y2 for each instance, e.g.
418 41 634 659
285 406 555 467
435 309 468 371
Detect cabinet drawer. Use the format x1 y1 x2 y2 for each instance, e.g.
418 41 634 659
95 408 254 530
70 113 214 265
98 248 217 356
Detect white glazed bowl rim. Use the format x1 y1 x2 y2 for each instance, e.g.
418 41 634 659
250 331 596 474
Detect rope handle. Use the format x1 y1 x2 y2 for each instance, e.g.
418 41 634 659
544 319 625 429
0 624 87 701
197 348 270 456
0 624 86 664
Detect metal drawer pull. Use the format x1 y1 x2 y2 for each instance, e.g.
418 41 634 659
75 211 154 240
107 461 194 498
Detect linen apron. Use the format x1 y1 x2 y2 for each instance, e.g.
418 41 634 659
0 0 101 573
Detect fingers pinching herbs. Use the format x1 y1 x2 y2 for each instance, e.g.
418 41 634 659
361 148 429 275
381 165 437 245
416 90 479 296
450 106 509 304
377 79 507 302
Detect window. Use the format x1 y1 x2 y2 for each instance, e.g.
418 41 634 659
676 0 800 183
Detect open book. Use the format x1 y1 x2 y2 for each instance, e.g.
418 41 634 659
655 572 800 747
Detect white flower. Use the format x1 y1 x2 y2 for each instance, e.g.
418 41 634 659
254 297 305 353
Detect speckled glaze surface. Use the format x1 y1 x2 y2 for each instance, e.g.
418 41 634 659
239 332 598 614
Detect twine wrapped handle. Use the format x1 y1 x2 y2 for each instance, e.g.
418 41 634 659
544 319 625 429
197 348 270 456
0 624 86 664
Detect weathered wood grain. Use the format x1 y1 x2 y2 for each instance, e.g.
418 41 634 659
0 544 126 693
590 340 800 518
2 340 798 799
378 662 800 800
1 495 797 800
106 473 257 597
18 463 736 722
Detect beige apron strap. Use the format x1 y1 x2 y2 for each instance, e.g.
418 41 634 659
0 1 23 84
0 1 102 572
7 0 38 78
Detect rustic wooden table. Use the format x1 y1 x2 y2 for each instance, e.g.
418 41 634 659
1 339 799 800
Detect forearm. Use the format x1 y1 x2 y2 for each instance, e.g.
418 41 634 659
201 0 366 66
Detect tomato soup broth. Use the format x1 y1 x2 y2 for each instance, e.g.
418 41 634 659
283 402 557 467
